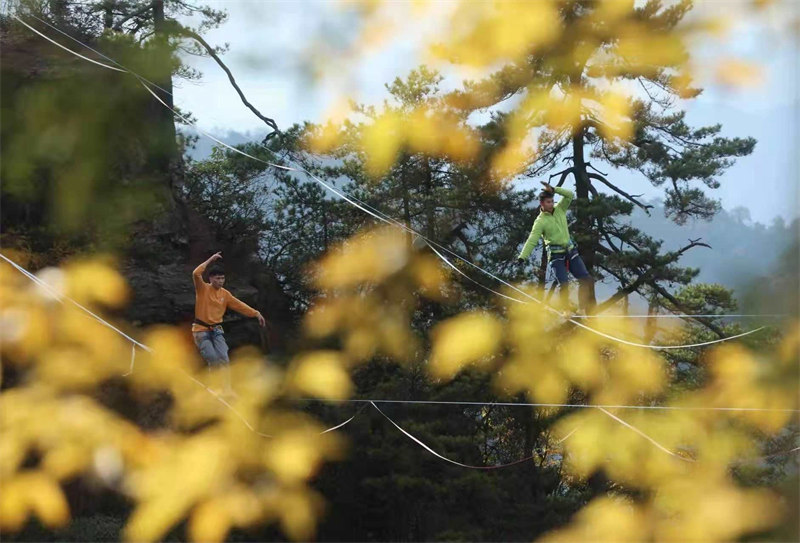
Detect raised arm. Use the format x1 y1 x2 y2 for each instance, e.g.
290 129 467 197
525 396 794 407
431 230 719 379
554 186 574 211
226 292 266 327
519 216 545 260
193 252 222 290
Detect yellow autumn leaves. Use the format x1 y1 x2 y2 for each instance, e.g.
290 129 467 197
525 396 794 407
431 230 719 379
296 226 798 543
289 228 447 401
0 255 343 542
2 223 797 543
430 312 503 379
307 105 479 178
306 0 771 182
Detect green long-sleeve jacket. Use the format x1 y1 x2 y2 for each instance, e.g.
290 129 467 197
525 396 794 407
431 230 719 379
518 187 574 259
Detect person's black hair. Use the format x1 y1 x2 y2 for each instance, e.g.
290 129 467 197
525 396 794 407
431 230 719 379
539 190 554 200
207 265 225 277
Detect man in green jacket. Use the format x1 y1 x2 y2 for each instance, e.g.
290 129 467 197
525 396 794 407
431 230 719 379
517 182 592 310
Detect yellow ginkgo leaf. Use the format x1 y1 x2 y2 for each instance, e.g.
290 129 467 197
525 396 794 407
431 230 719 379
539 497 647 543
263 430 342 485
275 488 324 542
361 111 402 176
189 500 232 543
288 351 353 400
716 59 763 88
0 471 70 530
528 366 569 405
0 480 28 532
429 312 503 379
42 444 89 481
64 260 129 308
314 228 408 289
598 91 633 141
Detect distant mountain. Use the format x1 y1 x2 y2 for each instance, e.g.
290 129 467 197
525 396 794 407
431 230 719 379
183 128 268 161
628 202 798 294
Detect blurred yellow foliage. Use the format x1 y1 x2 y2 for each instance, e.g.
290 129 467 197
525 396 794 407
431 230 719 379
301 224 798 542
0 471 70 532
429 312 503 379
2 216 798 543
0 256 345 541
306 105 479 178
429 1 561 67
288 351 353 400
312 227 409 288
715 58 764 88
539 497 647 543
263 427 344 485
311 0 768 182
3 1 793 542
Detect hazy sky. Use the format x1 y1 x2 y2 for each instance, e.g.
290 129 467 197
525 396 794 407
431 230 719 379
175 1 799 224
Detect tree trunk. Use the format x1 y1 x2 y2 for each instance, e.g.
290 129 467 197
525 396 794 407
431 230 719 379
523 407 534 459
423 159 435 239
400 160 412 248
571 130 597 308
644 294 658 344
103 1 115 29
148 0 195 258
151 0 181 193
49 0 68 27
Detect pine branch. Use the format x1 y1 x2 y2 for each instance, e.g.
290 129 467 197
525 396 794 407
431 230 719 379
585 162 608 176
549 166 574 187
650 283 725 338
588 173 653 212
594 244 723 337
675 238 712 255
594 265 649 313
112 0 157 31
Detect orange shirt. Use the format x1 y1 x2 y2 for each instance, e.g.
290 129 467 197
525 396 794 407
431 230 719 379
192 263 259 332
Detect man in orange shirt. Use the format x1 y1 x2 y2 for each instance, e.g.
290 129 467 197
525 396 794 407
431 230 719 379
192 252 266 367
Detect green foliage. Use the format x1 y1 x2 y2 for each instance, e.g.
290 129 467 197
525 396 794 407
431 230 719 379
600 108 756 224
311 364 587 542
0 19 170 246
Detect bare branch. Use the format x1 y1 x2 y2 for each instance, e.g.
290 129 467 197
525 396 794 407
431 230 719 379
585 162 608 176
675 238 712 256
588 173 653 213
549 166 574 188
177 27 280 136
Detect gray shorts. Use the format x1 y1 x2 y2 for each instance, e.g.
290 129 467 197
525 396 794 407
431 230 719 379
193 327 229 366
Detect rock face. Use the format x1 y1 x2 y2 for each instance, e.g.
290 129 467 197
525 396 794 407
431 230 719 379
123 247 295 356
2 20 296 358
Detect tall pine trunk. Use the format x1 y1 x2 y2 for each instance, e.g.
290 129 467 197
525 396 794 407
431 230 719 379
571 130 597 308
103 0 115 29
423 159 435 239
148 0 200 258
151 0 178 180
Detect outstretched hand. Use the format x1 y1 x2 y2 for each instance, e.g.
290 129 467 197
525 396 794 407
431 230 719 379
540 181 554 192
257 313 267 328
210 251 223 261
